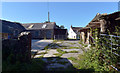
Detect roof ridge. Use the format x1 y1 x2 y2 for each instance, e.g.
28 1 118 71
22 22 56 24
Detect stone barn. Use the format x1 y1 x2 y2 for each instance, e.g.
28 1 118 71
22 22 68 40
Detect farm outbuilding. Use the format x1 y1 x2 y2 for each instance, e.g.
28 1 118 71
22 22 68 40
79 11 120 44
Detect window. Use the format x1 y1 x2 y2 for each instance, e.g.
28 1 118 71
74 36 75 38
28 24 34 28
42 24 47 28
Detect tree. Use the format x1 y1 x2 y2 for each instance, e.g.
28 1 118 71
60 25 64 29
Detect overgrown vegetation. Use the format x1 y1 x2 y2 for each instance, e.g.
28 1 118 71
55 49 79 57
68 57 77 62
53 53 63 57
3 26 119 72
54 49 67 57
2 40 45 72
54 49 78 57
44 45 50 50
57 49 67 54
68 47 80 49
73 27 120 72
68 50 78 53
3 58 45 72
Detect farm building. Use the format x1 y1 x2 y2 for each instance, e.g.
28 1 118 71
1 19 26 39
54 29 68 40
22 22 68 40
68 25 82 39
79 11 120 44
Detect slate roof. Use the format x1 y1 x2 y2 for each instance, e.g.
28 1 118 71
22 22 57 30
1 19 26 34
71 26 83 34
72 27 83 30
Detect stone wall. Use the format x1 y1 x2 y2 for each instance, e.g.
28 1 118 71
2 32 31 63
80 32 85 43
86 32 90 44
27 29 54 39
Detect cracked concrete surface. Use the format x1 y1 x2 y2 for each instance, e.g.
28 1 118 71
31 40 89 71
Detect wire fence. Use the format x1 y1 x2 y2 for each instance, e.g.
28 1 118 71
99 34 120 71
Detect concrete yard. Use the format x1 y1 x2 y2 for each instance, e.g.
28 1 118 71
31 40 90 71
31 40 53 50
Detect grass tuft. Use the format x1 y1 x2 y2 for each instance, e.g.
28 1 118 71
67 50 78 53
